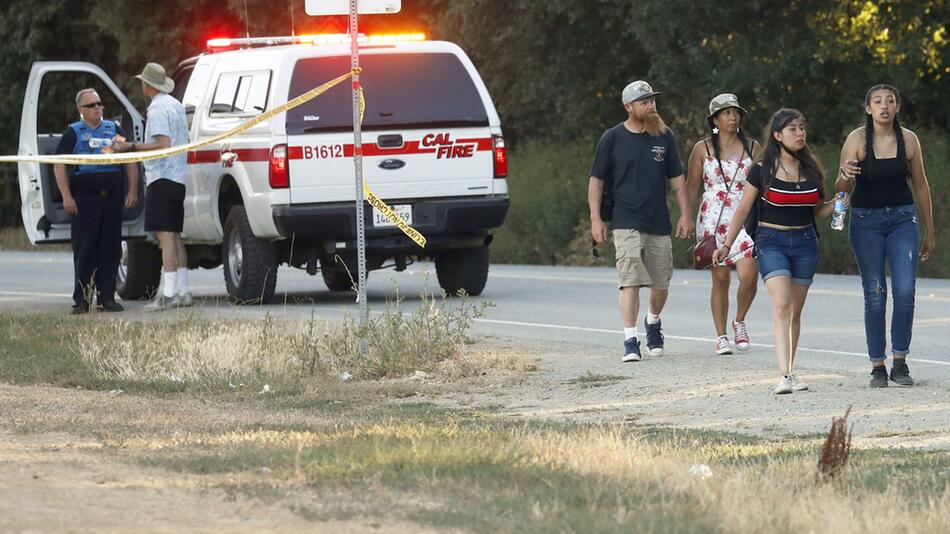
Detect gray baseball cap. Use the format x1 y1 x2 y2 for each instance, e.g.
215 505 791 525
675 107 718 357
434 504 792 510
707 93 748 120
621 80 662 105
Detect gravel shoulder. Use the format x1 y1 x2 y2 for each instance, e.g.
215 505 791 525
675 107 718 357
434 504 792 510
437 337 950 449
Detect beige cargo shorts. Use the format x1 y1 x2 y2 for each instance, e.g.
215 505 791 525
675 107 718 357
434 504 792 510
613 229 673 289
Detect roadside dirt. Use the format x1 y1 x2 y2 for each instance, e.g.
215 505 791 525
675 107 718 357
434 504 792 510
442 338 950 449
0 385 439 533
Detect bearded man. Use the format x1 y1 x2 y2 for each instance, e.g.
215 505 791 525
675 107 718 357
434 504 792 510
588 80 694 363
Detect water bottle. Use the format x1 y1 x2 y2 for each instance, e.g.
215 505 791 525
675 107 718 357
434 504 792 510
831 192 847 231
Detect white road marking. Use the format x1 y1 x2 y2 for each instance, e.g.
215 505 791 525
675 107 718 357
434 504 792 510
0 290 72 298
474 317 950 367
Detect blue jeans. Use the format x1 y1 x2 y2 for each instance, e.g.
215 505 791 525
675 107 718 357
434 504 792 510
755 226 819 286
848 204 919 362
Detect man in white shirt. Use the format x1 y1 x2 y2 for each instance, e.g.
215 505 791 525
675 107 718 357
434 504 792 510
114 62 191 311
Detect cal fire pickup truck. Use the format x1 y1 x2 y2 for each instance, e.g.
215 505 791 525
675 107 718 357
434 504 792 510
18 33 509 302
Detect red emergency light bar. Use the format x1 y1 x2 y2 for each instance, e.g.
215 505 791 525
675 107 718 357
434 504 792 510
206 33 426 52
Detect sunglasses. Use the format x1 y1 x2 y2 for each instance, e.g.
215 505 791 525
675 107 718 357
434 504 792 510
80 102 104 109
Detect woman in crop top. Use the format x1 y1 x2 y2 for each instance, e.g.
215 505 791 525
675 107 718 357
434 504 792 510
836 84 936 389
713 109 835 395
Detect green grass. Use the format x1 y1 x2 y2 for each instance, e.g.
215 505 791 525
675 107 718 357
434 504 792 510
132 407 950 532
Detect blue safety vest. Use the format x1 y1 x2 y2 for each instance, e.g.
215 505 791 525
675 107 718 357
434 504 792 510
69 120 121 175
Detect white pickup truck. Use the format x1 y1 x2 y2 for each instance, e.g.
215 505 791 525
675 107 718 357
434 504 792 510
18 34 509 303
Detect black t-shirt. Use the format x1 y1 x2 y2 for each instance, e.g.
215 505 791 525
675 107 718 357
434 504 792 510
56 124 128 193
746 163 820 227
590 123 684 234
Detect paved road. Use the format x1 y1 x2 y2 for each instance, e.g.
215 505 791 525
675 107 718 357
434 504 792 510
1 250 948 377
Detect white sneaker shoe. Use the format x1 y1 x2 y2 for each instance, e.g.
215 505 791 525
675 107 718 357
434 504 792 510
174 292 194 308
790 375 809 391
715 336 733 355
733 320 750 351
774 375 794 395
143 294 176 313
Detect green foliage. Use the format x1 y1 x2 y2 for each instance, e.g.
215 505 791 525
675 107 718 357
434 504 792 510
491 140 592 264
430 0 948 145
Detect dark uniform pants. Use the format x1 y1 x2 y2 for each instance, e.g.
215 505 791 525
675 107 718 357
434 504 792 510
71 189 123 305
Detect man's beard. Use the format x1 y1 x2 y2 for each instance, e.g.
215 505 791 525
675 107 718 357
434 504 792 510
640 111 667 137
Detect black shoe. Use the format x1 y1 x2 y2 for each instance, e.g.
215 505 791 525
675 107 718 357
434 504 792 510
869 365 888 388
889 360 914 386
98 300 124 312
71 302 89 315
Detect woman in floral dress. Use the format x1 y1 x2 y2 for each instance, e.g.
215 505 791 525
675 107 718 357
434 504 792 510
686 94 760 355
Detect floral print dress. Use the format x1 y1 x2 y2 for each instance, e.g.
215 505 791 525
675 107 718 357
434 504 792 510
696 152 755 266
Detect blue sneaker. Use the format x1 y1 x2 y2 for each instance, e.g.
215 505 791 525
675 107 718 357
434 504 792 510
643 317 665 355
622 337 641 362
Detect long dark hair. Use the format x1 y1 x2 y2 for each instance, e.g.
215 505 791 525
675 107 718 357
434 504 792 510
863 84 907 178
706 111 753 163
756 108 826 200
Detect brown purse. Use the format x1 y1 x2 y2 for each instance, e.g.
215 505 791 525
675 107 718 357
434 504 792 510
690 141 749 269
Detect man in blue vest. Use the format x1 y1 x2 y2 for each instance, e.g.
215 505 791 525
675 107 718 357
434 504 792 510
53 88 139 314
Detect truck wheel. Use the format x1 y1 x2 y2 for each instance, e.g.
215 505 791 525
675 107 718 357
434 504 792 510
222 206 277 304
322 266 355 292
116 240 162 300
435 246 489 297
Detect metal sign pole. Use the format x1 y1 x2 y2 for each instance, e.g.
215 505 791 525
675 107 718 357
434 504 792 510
349 0 369 354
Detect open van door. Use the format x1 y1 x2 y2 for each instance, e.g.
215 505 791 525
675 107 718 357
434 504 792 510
18 61 146 244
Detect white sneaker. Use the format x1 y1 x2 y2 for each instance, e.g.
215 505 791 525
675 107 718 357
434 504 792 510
733 320 750 351
174 292 194 308
774 375 794 395
790 375 809 391
715 336 733 355
143 294 176 313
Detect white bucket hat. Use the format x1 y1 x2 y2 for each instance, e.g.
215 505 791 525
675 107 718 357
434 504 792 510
135 62 175 93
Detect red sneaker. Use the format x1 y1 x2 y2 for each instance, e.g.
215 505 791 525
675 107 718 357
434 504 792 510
733 320 750 351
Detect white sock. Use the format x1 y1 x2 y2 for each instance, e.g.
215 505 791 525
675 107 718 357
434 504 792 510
646 312 660 325
163 271 177 298
624 327 637 341
176 267 189 295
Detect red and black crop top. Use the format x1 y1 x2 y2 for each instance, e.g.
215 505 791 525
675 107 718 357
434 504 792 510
746 163 821 227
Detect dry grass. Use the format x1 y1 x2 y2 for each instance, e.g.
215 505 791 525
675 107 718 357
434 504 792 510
117 420 950 532
0 226 69 251
14 290 510 390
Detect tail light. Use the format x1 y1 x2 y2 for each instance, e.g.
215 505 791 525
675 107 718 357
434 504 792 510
269 144 289 188
492 135 508 178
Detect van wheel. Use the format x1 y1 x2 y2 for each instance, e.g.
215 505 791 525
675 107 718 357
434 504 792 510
322 266 355 292
435 246 489 297
223 206 277 304
116 240 162 300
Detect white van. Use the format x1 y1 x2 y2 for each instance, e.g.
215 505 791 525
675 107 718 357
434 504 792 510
18 34 509 303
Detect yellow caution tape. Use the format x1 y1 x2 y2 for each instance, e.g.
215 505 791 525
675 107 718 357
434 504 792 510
363 182 426 247
3 67 427 248
0 69 357 166
357 85 426 248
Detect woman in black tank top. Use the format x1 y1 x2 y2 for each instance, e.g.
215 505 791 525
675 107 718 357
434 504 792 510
836 84 936 388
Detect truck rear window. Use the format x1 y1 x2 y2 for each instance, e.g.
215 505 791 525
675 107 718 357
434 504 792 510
287 53 489 134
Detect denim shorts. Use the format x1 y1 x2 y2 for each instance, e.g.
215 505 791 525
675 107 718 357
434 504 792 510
755 226 819 286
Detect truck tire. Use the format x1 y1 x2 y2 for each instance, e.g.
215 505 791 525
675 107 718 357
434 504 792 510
116 240 162 300
322 266 355 292
222 206 277 304
435 246 489 297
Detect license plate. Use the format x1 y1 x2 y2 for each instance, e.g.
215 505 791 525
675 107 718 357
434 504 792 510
372 204 412 227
